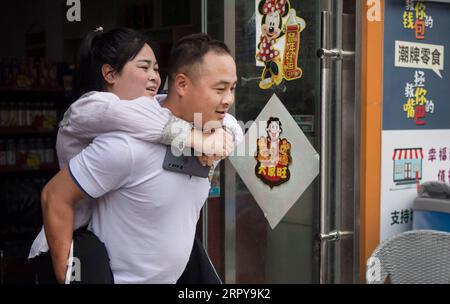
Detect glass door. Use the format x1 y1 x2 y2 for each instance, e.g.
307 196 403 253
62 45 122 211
205 0 359 283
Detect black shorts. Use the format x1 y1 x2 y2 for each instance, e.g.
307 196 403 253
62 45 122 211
29 228 114 284
29 230 221 284
177 237 222 284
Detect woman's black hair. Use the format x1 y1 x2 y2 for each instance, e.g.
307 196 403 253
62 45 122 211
73 27 150 99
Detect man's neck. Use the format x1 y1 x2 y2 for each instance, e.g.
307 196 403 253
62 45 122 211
161 95 191 123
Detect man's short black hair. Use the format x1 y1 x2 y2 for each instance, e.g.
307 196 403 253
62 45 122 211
167 33 231 86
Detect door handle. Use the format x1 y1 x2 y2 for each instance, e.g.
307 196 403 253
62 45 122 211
317 48 342 59
317 48 354 60
319 10 333 283
319 230 354 242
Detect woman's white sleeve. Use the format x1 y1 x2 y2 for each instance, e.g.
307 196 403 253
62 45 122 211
223 113 244 145
64 95 192 146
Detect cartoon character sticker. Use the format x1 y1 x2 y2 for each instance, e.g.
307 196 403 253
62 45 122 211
256 0 306 90
255 117 292 188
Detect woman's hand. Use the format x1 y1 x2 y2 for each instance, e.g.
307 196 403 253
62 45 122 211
189 128 234 158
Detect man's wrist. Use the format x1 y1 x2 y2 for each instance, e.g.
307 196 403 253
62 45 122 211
52 255 68 284
161 116 193 154
188 129 206 153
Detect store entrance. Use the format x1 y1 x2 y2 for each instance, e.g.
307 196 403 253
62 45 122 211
204 0 359 283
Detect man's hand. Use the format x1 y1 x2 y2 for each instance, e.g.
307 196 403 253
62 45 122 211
53 258 68 284
197 154 221 167
189 128 234 157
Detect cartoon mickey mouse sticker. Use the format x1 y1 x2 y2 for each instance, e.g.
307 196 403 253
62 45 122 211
256 0 306 90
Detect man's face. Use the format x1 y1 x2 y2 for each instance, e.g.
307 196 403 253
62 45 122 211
184 51 237 129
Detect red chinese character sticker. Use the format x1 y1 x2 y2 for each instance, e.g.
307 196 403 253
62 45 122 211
255 117 292 188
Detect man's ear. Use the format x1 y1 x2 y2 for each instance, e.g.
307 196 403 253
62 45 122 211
173 73 189 96
101 64 116 85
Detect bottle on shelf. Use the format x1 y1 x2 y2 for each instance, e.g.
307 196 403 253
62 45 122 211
36 137 45 164
32 102 44 128
16 138 27 168
0 102 7 127
25 102 33 127
29 57 38 87
0 139 6 166
49 102 57 127
17 102 26 127
44 137 55 165
7 102 18 127
26 138 40 170
6 139 16 166
42 102 56 129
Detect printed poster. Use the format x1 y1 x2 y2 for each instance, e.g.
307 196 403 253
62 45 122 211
380 0 450 241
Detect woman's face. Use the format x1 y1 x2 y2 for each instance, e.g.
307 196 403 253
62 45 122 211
108 43 161 100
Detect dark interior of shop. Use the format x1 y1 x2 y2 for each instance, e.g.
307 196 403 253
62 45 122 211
0 0 204 284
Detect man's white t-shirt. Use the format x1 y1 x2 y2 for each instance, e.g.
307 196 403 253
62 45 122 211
28 93 173 259
27 91 243 279
69 132 210 284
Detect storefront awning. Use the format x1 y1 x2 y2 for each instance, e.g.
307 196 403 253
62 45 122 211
392 148 423 160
